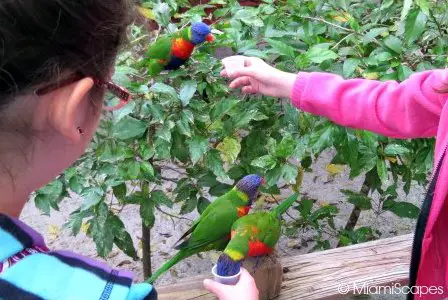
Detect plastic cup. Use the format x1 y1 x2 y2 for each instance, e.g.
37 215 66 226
211 264 241 285
221 55 246 74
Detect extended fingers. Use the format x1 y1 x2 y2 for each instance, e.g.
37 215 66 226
229 76 251 89
203 279 228 296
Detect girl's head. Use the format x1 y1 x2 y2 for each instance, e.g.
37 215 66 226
0 0 133 215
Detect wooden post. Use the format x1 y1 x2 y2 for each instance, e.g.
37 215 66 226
157 234 412 300
242 253 283 300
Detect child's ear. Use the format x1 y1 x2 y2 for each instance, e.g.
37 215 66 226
47 77 95 142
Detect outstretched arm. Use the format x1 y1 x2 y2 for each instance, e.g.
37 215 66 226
222 57 448 139
291 70 447 139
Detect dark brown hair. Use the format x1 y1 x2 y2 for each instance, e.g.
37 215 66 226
0 0 134 107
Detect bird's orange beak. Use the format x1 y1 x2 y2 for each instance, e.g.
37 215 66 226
206 34 215 42
262 177 266 185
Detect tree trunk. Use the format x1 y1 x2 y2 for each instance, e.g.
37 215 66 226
142 223 152 278
337 178 370 247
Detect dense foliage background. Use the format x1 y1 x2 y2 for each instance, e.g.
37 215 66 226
34 0 448 276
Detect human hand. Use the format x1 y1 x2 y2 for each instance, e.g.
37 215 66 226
221 56 296 99
203 268 259 300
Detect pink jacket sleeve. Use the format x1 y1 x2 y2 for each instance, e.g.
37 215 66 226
290 70 448 139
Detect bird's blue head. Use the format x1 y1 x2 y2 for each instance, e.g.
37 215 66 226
216 253 242 277
235 174 266 204
190 22 214 45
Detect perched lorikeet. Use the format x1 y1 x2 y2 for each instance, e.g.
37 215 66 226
145 21 214 76
216 193 299 276
146 174 265 283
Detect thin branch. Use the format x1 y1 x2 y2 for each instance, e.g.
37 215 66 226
299 16 354 33
130 34 150 46
153 162 187 175
161 176 178 183
331 33 355 49
155 206 194 222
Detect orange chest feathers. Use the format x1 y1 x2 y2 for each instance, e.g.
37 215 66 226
230 226 273 257
236 206 251 217
171 38 195 60
248 241 273 257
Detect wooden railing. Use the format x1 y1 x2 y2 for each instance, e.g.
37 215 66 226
157 234 412 299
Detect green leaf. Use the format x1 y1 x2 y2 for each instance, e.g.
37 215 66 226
309 205 338 222
384 144 410 156
251 155 277 170
282 164 298 184
297 199 313 218
113 101 136 122
209 183 233 197
416 0 430 15
197 172 218 187
217 137 241 164
81 187 104 211
34 194 51 215
233 8 264 27
69 175 83 194
383 36 402 54
211 99 239 122
38 179 63 196
197 197 211 214
306 44 338 64
265 38 296 58
343 58 360 78
109 215 137 259
89 203 114 257
205 150 228 180
404 9 427 44
362 27 388 45
112 116 147 140
383 199 419 219
156 123 173 143
150 82 178 99
148 103 164 123
180 197 198 214
112 183 127 202
140 161 155 180
179 80 197 106
401 0 413 21
176 114 192 137
151 190 172 208
188 135 209 165
265 166 282 186
341 189 372 210
35 180 64 214
377 159 388 185
65 209 92 236
139 142 154 160
140 198 155 228
398 65 413 81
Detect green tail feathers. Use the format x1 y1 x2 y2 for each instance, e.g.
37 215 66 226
272 192 299 218
146 249 193 284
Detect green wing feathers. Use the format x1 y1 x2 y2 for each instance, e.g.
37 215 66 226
146 36 172 60
176 201 238 251
173 191 243 250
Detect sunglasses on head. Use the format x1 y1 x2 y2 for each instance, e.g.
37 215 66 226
35 73 131 111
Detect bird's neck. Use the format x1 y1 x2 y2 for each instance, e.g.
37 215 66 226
230 187 251 205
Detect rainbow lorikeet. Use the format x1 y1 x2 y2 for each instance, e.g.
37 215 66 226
145 21 214 76
146 174 265 283
216 193 299 276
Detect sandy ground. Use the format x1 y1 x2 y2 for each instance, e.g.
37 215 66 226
20 150 425 299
